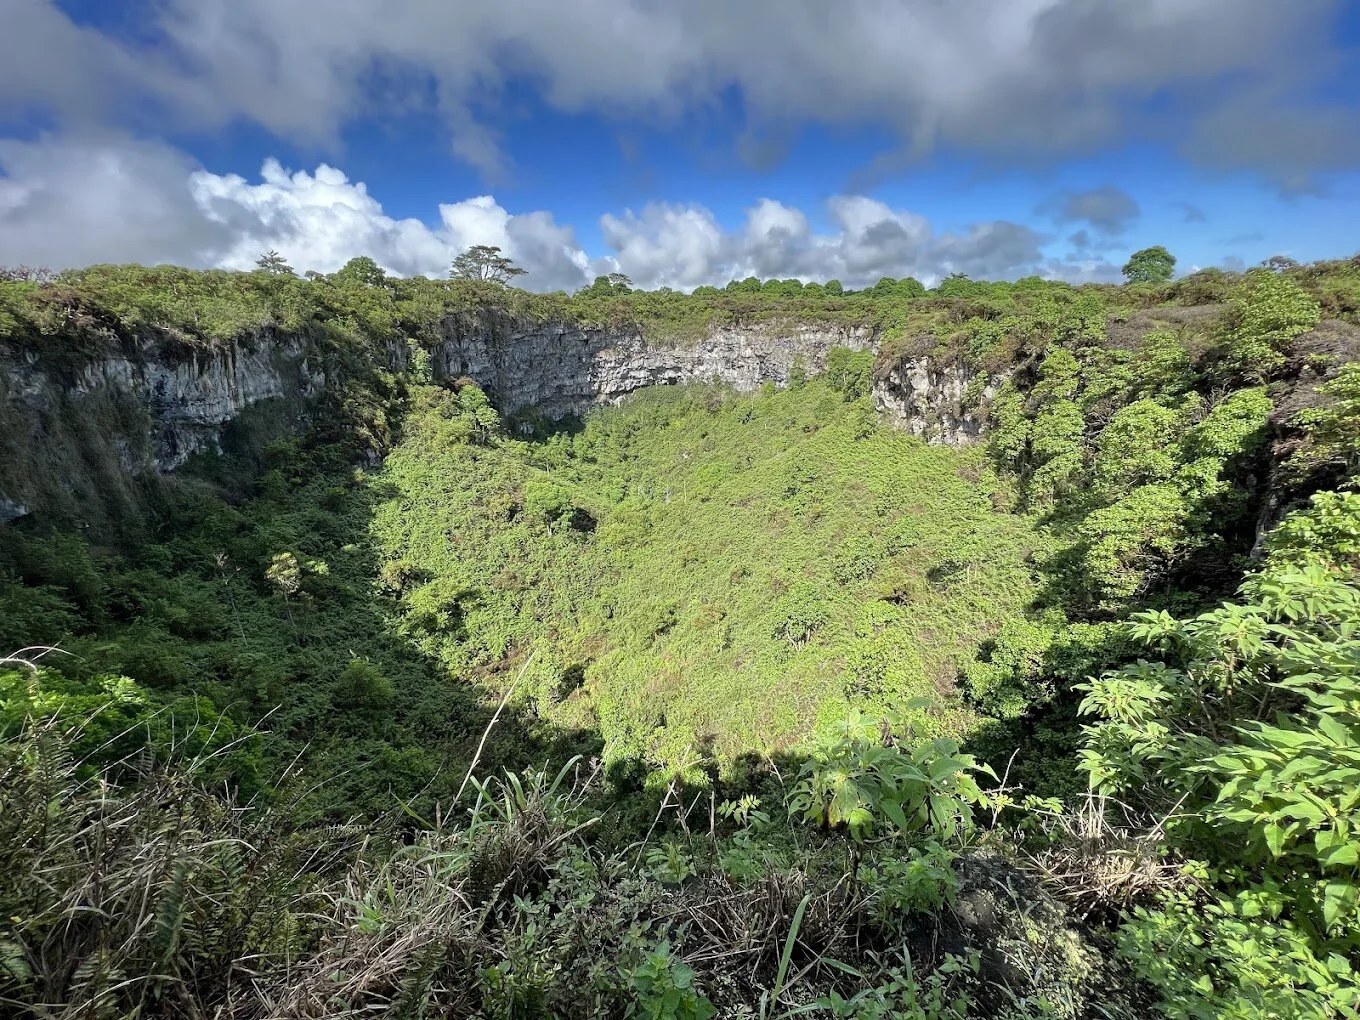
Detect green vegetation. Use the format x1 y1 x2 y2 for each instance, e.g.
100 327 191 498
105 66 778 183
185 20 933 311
372 379 1048 777
985 332 1274 611
1122 246 1177 285
1287 363 1360 488
1078 489 1360 1019
4 707 1127 1018
0 432 555 819
3 251 1360 1016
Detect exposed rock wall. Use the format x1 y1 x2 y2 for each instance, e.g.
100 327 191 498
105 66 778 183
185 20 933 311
0 331 324 521
424 313 876 419
1 312 988 523
4 333 324 472
872 356 1003 446
1247 318 1360 555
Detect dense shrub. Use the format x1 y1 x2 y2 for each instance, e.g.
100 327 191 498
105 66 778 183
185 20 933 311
1077 490 1360 1018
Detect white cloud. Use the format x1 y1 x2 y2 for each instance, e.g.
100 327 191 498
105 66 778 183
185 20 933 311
598 195 1044 289
823 197 933 280
195 162 596 288
2 0 1350 186
599 204 726 291
0 134 1082 289
191 161 591 288
0 133 231 268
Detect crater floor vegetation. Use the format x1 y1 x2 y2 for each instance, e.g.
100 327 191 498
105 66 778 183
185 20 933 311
374 377 1052 777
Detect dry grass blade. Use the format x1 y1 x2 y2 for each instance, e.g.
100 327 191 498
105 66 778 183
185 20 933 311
0 645 73 672
0 716 369 1020
1015 793 1190 919
454 650 536 807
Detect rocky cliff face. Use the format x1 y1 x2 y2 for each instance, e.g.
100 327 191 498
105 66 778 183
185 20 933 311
872 356 1002 446
0 331 324 521
4 332 324 472
423 312 875 419
1 312 987 523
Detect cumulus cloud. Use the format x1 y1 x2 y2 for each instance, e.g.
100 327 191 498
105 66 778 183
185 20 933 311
599 204 726 291
932 222 1047 280
0 133 231 268
0 135 1105 290
193 162 592 288
598 195 1044 289
2 0 1352 185
824 197 934 280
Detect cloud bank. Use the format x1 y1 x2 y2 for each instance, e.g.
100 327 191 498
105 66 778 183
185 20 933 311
3 0 1355 187
2 136 1120 289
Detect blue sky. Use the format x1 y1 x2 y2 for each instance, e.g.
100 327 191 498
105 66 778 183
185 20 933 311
1 0 1357 290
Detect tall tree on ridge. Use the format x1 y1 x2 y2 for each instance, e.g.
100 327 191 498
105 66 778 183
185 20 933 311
449 245 527 285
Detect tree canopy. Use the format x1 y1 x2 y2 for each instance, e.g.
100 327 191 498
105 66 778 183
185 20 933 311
1122 245 1176 284
449 244 528 285
254 250 294 275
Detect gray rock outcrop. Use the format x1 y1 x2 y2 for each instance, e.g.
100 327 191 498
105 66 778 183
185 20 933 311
3 331 323 474
872 356 1003 445
422 314 875 419
1 311 990 522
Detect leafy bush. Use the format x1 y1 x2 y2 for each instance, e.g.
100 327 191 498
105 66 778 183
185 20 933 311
523 478 576 528
789 711 995 840
1078 489 1360 1015
335 657 395 711
1220 269 1321 380
1286 362 1360 485
858 840 960 923
961 614 1064 718
1118 890 1357 1020
816 950 979 1020
629 941 716 1020
827 346 874 400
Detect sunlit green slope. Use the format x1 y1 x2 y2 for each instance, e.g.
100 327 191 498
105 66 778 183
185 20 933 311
373 378 1054 774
